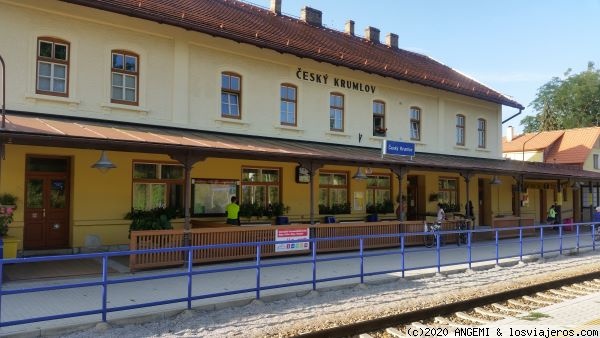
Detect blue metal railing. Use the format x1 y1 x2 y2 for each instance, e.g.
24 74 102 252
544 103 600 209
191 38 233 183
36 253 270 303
0 222 598 328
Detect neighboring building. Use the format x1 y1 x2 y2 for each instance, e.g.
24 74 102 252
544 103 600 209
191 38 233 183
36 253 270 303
1 0 599 254
503 126 600 221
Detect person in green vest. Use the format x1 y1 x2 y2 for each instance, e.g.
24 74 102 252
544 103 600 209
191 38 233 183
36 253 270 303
226 196 240 226
547 204 557 224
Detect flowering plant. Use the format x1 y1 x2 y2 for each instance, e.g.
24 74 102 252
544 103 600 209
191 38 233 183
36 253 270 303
374 127 388 135
0 206 14 237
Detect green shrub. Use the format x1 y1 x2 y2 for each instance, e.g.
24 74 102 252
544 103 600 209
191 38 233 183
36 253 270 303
319 202 351 215
125 207 176 236
0 193 17 205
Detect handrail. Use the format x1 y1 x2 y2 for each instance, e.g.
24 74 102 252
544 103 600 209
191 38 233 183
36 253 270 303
0 222 598 329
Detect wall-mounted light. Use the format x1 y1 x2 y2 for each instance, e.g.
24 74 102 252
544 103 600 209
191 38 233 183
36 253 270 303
490 176 501 185
571 180 581 190
91 150 116 173
352 167 368 180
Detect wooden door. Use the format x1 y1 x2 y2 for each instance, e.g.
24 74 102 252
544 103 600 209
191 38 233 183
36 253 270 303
24 158 70 250
406 176 418 220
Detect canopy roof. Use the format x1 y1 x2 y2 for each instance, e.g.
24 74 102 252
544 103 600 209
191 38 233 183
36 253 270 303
3 111 598 181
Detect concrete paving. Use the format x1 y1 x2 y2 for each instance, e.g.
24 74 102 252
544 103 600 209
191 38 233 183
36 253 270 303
0 230 598 337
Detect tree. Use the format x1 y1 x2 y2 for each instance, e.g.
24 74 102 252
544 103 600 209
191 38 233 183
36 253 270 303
521 62 600 132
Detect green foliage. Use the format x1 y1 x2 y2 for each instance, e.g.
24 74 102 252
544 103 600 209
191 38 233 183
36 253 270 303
522 62 600 132
439 203 460 212
239 202 264 219
268 203 290 217
126 207 175 236
0 193 17 205
366 199 394 214
319 202 351 215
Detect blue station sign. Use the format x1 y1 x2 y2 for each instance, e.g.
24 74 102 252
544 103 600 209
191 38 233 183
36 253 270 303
382 140 416 157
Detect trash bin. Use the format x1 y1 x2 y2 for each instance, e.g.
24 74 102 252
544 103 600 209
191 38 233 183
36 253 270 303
563 218 573 232
324 216 336 224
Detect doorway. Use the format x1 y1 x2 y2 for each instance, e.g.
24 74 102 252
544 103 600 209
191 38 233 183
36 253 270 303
406 175 419 220
24 156 71 250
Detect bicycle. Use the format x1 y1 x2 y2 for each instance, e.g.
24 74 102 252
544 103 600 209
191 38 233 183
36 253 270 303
424 222 445 248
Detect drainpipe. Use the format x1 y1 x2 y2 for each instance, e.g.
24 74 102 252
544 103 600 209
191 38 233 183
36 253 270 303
1 54 5 129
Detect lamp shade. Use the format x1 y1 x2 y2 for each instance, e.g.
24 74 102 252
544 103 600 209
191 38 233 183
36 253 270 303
91 150 116 172
489 176 501 185
352 167 368 180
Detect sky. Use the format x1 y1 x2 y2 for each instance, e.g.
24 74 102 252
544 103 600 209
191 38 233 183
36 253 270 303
254 0 600 135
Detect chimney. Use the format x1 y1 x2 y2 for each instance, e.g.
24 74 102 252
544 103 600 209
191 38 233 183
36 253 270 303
344 20 355 36
385 33 398 48
301 6 322 27
364 26 380 43
506 126 514 142
270 0 281 15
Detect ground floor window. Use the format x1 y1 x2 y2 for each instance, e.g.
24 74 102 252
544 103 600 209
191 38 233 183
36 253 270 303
132 162 183 211
366 174 393 213
319 171 350 214
241 167 281 208
438 177 458 211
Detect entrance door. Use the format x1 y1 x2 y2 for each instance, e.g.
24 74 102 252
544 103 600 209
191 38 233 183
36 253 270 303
24 157 70 250
406 176 418 220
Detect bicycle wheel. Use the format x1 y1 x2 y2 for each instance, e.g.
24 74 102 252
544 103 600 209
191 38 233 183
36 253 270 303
424 233 435 248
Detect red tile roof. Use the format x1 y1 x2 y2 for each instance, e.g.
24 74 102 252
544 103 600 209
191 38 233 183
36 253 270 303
502 130 564 152
545 127 600 164
60 0 523 109
503 127 600 165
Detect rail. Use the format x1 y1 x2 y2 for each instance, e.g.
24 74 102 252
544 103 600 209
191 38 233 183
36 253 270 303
0 223 598 329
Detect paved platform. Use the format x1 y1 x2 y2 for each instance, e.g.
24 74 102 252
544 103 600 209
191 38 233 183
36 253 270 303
1 232 598 337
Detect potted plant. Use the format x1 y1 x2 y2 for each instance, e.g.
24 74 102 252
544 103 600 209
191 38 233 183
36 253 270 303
125 207 176 237
0 194 19 258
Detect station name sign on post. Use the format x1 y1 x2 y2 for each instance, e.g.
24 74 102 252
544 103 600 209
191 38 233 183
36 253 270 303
382 140 415 160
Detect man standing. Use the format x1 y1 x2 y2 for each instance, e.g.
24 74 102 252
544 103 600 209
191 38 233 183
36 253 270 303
226 196 240 226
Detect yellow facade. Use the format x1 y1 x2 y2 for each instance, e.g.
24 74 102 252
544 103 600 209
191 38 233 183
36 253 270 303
1 0 565 253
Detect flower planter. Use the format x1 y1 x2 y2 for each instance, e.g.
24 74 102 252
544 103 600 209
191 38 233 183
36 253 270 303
1 236 20 259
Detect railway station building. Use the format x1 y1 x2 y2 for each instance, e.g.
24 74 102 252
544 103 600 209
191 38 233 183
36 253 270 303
2 0 600 255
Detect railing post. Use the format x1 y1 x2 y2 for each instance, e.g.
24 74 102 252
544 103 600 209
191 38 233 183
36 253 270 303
436 232 441 273
187 247 193 310
559 225 563 255
467 231 472 270
101 255 108 322
255 243 261 300
540 227 544 259
576 224 580 252
359 237 364 284
495 230 499 266
593 224 597 251
519 228 523 261
311 238 317 291
1 240 4 327
400 235 405 278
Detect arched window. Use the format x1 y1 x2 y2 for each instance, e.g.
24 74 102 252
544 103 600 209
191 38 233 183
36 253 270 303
478 118 487 148
329 93 344 131
456 114 465 146
111 50 139 105
36 37 70 96
373 100 386 136
280 83 297 125
410 107 421 141
221 72 241 118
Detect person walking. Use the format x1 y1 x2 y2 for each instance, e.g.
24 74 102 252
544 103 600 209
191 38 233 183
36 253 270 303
226 196 240 226
547 204 557 224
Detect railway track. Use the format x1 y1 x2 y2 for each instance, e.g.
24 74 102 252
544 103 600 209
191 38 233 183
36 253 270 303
292 271 600 338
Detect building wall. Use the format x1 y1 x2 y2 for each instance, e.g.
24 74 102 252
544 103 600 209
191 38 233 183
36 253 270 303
1 0 503 158
503 151 544 162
